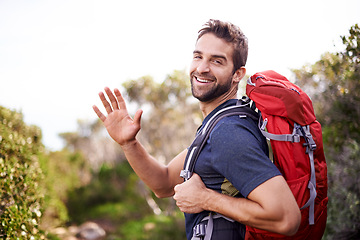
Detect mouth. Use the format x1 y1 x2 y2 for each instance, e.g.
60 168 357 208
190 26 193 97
194 75 214 83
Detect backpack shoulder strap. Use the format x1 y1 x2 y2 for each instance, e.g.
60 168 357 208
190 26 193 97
180 99 259 180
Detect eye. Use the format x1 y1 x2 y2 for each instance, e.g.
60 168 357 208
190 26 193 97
193 54 202 60
212 59 223 65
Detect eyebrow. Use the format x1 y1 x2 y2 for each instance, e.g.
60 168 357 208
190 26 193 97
193 50 228 62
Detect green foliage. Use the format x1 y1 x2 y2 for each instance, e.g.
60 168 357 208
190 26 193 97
326 140 360 239
66 161 151 224
293 23 360 239
342 24 360 65
0 106 45 239
39 150 91 230
119 214 185 240
65 161 186 239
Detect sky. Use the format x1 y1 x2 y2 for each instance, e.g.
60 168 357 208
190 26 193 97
1 0 359 151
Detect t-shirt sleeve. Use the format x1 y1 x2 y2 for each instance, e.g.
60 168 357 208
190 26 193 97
209 117 281 198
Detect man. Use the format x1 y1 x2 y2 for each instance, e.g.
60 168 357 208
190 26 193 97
93 19 300 239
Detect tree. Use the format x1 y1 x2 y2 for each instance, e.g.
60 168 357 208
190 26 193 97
0 106 45 239
293 24 360 239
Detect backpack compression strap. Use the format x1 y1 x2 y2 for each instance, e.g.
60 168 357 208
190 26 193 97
260 118 317 225
298 124 317 225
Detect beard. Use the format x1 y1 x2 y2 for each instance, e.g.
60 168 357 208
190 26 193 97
190 72 233 102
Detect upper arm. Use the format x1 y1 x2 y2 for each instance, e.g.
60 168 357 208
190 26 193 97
246 175 301 235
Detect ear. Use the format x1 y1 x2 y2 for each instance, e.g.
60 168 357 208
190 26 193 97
232 67 246 83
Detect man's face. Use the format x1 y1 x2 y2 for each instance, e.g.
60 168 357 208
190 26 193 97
190 33 236 102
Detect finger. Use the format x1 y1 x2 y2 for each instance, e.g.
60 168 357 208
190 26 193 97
189 173 205 187
99 91 113 114
174 184 180 193
104 87 119 110
114 88 127 110
92 105 106 122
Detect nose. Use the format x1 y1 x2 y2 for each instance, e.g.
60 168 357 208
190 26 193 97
196 60 210 74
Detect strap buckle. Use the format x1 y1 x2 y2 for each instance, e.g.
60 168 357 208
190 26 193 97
193 222 207 238
180 170 191 180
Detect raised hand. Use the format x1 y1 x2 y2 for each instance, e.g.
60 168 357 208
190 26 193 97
93 87 143 147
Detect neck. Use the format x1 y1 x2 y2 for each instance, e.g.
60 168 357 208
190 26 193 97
199 88 238 118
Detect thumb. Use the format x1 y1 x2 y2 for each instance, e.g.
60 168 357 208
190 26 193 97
189 173 201 181
133 109 143 127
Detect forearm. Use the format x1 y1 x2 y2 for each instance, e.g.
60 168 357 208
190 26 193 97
120 139 183 198
200 190 283 233
198 177 300 236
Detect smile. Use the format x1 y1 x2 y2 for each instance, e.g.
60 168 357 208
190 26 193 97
195 76 213 83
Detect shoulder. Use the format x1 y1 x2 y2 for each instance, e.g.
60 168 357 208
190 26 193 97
208 115 269 164
210 115 264 144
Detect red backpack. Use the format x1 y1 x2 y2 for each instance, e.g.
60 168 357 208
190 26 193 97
245 70 328 239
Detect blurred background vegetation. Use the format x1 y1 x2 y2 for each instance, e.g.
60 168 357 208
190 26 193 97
0 24 359 240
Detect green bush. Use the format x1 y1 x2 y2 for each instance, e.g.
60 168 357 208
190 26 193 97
66 161 186 239
39 150 91 231
66 162 152 224
0 106 45 239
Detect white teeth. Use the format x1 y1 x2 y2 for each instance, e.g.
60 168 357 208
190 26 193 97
196 77 212 83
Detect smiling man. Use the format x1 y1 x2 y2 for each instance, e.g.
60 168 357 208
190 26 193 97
93 19 300 240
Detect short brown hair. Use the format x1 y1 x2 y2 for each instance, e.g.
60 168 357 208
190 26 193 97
197 19 248 72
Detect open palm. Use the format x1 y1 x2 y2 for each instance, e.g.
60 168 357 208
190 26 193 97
93 87 143 146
